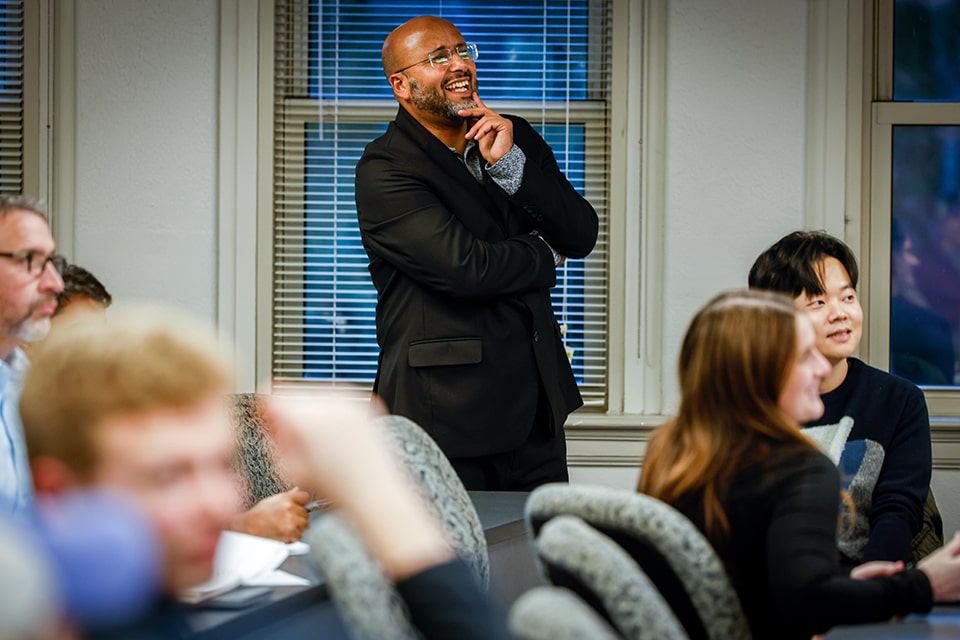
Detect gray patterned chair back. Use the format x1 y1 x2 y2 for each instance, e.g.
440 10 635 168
525 515 685 640
304 415 489 639
375 414 489 588
509 585 625 640
306 513 421 640
526 484 751 640
230 393 289 509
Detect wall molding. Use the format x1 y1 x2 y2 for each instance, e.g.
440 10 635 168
932 421 960 470
51 0 76 256
217 0 259 392
565 417 960 470
565 420 657 468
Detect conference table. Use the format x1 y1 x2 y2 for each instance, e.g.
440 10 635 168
187 491 538 639
825 607 960 639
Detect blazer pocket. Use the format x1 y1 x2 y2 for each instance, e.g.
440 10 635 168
408 337 482 368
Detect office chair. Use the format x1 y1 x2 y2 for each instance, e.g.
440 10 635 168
230 393 289 509
525 514 685 639
375 414 489 588
306 513 419 640
509 585 624 640
526 484 751 640
306 415 490 639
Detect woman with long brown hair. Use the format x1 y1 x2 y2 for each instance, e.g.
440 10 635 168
639 289 960 639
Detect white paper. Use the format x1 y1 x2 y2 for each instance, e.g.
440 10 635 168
285 541 310 556
180 531 291 603
244 569 311 587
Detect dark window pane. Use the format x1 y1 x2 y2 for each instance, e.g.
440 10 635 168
894 0 960 101
890 125 960 386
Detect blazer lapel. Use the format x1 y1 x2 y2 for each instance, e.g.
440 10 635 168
393 108 509 236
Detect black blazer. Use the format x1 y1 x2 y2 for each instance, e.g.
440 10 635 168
355 107 599 457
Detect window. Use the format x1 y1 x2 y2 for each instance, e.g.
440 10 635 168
0 0 25 193
865 0 960 413
271 0 613 407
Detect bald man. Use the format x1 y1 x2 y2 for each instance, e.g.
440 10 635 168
354 17 599 490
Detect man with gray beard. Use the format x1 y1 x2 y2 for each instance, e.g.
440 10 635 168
355 17 598 490
0 195 64 517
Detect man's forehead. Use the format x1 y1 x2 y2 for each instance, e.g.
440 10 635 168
93 402 235 470
0 209 53 250
399 20 462 51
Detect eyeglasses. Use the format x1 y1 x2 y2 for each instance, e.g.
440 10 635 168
0 251 67 277
394 43 479 74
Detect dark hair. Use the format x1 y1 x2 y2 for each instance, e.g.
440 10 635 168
748 230 859 298
57 264 112 313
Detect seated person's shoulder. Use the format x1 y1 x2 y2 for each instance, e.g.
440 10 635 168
850 357 927 406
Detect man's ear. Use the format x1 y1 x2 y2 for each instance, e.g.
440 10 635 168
388 73 410 101
31 456 80 495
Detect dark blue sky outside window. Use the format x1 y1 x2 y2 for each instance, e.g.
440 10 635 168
894 0 960 101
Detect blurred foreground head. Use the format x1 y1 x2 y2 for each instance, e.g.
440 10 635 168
21 305 241 592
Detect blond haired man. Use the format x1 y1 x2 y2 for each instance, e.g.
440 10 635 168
20 306 511 638
22 307 240 600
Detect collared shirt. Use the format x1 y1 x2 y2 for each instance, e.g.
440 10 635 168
0 348 33 518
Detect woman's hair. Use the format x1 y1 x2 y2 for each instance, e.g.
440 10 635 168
638 289 818 536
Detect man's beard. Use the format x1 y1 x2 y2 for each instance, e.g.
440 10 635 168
408 76 478 122
1 302 53 344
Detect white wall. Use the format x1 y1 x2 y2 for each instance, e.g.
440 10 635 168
660 0 808 411
932 471 960 539
70 0 220 322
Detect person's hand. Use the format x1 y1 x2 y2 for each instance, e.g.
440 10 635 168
850 560 905 580
459 93 514 165
918 531 960 602
230 487 312 543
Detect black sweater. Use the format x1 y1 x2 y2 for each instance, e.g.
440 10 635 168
676 446 932 639
806 357 931 564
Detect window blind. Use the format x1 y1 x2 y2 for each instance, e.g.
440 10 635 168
273 0 611 408
0 0 23 193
